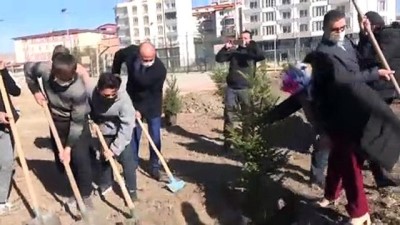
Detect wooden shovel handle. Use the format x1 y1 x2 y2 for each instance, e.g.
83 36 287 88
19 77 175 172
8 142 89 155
351 0 400 96
0 75 40 212
136 119 174 178
91 122 135 210
42 105 87 212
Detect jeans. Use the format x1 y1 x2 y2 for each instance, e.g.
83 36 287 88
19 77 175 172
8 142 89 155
223 87 250 146
99 136 137 192
310 134 330 185
50 118 93 197
0 130 14 203
131 117 162 171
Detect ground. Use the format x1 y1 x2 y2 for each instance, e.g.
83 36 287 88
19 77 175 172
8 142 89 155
1 72 399 225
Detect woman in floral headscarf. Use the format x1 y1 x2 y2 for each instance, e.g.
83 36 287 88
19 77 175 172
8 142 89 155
264 62 330 189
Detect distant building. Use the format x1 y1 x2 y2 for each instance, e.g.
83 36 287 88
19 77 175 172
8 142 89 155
13 24 118 63
115 0 196 69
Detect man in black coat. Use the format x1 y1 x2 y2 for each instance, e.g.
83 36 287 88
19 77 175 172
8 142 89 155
111 45 139 75
215 30 265 151
125 42 166 181
309 10 399 223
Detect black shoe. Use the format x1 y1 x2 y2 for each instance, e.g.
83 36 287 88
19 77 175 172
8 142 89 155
98 184 112 196
129 191 138 202
150 169 160 181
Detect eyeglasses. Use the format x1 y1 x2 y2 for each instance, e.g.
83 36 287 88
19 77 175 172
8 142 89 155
331 25 346 33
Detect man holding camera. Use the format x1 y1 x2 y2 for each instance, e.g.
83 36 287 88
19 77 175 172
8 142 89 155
215 30 265 152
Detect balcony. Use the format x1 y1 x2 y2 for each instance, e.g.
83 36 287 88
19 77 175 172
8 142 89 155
221 26 236 37
277 3 292 10
297 0 311 7
277 32 295 39
277 18 294 24
243 7 261 14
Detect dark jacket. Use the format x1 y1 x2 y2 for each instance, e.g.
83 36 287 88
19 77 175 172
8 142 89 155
215 41 265 89
126 56 167 119
357 32 396 101
307 51 400 170
112 45 140 74
0 68 21 130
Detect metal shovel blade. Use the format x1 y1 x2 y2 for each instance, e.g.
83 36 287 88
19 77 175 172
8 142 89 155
166 178 186 193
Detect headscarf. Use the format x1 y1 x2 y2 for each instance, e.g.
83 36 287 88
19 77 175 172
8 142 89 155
280 63 312 95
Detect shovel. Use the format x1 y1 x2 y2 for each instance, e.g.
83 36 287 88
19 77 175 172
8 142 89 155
351 0 400 96
41 105 94 224
0 76 61 225
90 122 138 225
137 119 185 193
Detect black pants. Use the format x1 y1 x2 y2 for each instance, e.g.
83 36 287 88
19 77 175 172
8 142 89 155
50 117 93 197
98 136 137 192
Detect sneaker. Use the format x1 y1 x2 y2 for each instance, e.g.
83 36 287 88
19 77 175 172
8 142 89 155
0 202 18 215
129 191 138 202
99 184 112 196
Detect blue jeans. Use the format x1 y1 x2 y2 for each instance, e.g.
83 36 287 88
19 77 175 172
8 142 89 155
131 117 162 171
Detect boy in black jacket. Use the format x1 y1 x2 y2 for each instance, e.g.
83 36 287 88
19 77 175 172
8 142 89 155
0 61 21 215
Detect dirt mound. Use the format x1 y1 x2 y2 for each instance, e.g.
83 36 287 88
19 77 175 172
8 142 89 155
181 92 223 115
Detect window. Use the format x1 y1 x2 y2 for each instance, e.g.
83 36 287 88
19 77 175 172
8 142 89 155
157 14 163 23
282 25 291 33
132 17 138 25
299 9 308 17
158 26 163 35
264 0 276 7
250 1 258 8
313 6 327 17
282 11 291 19
300 24 308 31
132 6 137 14
282 0 291 4
251 29 259 36
263 12 275 21
263 25 275 35
133 28 139 36
300 0 308 2
312 21 323 31
143 4 148 13
156 3 162 11
165 12 177 20
378 0 386 11
144 16 149 25
250 15 259 22
144 27 150 36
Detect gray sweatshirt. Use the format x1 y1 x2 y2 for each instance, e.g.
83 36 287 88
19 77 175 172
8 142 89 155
89 88 135 155
24 61 90 148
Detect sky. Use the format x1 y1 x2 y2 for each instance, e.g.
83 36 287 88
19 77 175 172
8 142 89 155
0 0 397 54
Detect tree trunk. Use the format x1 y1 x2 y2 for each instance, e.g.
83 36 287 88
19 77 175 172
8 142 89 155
165 113 178 126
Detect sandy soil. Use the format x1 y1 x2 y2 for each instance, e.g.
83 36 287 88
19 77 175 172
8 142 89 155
1 74 399 225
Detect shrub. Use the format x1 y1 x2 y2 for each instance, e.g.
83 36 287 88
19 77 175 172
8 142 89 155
163 75 182 115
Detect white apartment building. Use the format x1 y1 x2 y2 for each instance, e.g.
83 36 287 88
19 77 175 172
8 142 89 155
115 0 196 68
236 0 396 61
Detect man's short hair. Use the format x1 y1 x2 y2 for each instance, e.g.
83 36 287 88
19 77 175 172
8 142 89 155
97 73 122 90
51 53 77 79
241 30 253 38
52 45 70 61
323 10 346 29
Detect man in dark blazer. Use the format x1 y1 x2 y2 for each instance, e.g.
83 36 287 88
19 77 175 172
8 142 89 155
125 42 166 181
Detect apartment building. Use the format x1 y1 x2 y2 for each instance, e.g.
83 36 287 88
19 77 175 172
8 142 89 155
115 0 196 68
238 0 396 61
13 24 117 63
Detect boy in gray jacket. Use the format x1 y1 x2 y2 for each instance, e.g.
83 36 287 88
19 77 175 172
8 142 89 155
89 73 138 200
